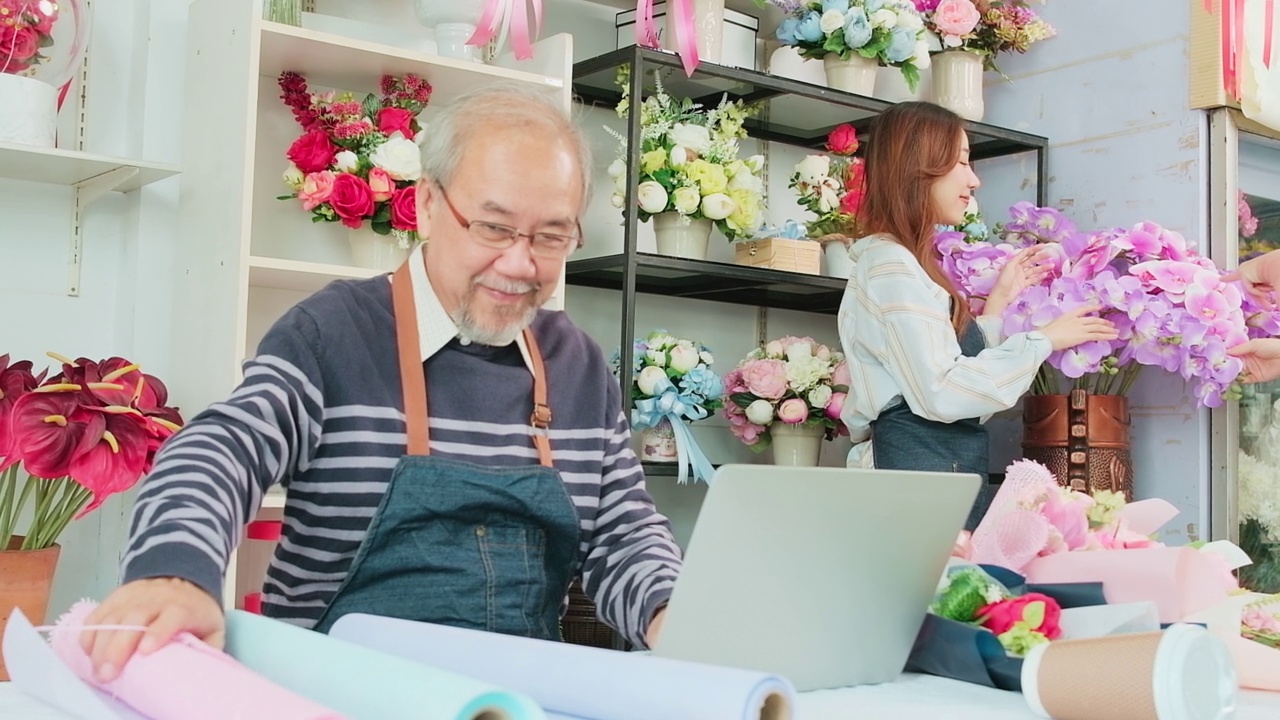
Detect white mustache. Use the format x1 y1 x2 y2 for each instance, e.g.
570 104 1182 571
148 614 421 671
474 276 539 295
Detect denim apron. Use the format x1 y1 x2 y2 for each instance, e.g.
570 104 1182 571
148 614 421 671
870 319 991 530
311 259 580 638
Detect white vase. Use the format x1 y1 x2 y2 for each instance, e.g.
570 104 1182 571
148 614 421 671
822 240 855 279
347 228 413 271
414 0 486 62
875 65 931 103
931 50 985 122
639 418 678 463
652 213 712 260
770 423 824 467
665 0 725 65
823 54 878 96
768 46 826 86
0 74 57 148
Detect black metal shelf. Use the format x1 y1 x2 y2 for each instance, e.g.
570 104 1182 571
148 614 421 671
566 252 846 314
572 46 1049 161
642 462 679 477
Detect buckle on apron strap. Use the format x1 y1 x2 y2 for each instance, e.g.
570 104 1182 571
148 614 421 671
531 403 552 431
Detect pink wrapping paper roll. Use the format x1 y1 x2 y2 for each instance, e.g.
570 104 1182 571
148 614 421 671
49 600 346 719
1023 547 1231 624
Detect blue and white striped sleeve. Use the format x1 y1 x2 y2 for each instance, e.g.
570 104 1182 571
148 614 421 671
579 378 683 649
120 306 327 602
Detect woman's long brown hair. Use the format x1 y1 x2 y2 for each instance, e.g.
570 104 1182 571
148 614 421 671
857 101 971 333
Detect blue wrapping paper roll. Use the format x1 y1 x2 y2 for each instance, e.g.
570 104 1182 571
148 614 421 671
903 566 1108 692
330 613 796 720
224 611 545 720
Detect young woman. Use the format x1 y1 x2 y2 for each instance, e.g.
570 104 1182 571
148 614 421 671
836 102 1118 528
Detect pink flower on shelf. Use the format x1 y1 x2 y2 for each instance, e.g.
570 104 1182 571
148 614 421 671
286 129 338 174
298 171 337 211
825 391 846 421
825 124 859 156
777 398 810 424
390 186 417 232
933 0 981 38
1239 191 1259 238
1128 260 1206 301
367 167 395 203
741 359 789 399
831 361 851 389
726 412 765 444
328 173 376 228
722 367 749 395
377 107 416 139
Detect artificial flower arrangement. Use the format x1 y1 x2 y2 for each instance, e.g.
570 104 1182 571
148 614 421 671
1242 595 1280 650
277 71 431 247
935 201 1280 407
1238 443 1280 593
770 0 931 91
612 331 724 484
0 0 60 74
606 67 765 240
789 123 865 239
914 0 1056 72
721 336 849 450
1238 191 1270 261
930 564 1063 656
0 353 184 551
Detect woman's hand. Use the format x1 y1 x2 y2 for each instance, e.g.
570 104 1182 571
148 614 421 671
985 246 1052 317
1039 305 1119 351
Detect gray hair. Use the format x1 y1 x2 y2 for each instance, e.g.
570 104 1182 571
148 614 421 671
418 83 593 213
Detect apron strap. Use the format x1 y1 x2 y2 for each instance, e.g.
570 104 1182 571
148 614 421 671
390 256 555 467
392 262 431 456
522 327 554 468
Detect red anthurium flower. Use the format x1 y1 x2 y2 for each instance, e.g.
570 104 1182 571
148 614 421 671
69 407 149 516
7 388 104 478
0 354 42 463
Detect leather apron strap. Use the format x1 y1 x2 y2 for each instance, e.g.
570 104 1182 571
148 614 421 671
390 259 555 467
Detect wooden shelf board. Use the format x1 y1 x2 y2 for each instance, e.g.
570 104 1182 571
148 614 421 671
256 21 565 98
248 255 384 293
0 141 179 191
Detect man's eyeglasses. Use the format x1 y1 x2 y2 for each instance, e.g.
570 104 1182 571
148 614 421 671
437 185 583 259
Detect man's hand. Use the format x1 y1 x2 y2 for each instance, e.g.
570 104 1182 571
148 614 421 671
80 577 225 683
645 607 667 649
1229 339 1280 384
1222 250 1280 309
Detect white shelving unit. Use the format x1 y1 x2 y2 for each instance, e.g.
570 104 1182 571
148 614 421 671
172 0 575 610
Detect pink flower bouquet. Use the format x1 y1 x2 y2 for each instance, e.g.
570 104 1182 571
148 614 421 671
722 336 849 450
916 0 1056 72
277 72 431 247
789 124 866 239
936 202 1280 407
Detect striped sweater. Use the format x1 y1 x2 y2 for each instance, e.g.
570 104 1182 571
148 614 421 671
121 272 682 648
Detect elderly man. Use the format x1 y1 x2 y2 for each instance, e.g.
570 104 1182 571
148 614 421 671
83 84 682 681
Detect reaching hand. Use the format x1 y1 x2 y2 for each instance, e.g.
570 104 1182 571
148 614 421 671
985 246 1052 317
80 577 225 683
1038 305 1119 351
1222 250 1280 309
1228 338 1280 384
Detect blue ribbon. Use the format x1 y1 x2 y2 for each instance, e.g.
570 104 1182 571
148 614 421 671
632 379 716 485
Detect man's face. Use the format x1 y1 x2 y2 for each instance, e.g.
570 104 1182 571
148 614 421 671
416 123 582 345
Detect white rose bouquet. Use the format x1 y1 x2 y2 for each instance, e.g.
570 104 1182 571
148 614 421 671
612 330 724 483
606 67 766 241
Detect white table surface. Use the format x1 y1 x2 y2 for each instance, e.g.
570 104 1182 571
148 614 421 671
4 675 1280 719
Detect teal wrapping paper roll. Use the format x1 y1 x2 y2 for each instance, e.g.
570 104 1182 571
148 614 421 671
224 611 545 720
330 614 796 720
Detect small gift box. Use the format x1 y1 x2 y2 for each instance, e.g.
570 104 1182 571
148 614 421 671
734 222 820 275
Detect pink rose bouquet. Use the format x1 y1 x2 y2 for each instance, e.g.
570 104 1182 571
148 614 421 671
277 71 432 248
722 336 849 450
915 0 1056 72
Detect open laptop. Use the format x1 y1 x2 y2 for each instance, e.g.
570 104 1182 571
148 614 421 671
651 464 979 692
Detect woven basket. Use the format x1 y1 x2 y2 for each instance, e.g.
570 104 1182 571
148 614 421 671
561 579 630 650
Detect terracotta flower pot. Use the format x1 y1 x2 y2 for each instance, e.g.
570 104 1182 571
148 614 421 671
1021 389 1134 499
0 537 61 681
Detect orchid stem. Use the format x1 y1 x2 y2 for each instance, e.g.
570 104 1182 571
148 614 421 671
0 465 17 549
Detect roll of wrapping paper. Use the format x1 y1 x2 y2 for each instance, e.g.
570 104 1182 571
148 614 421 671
225 610 546 720
47 601 346 719
330 613 796 720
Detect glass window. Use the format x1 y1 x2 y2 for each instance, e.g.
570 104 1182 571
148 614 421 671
1236 134 1280 593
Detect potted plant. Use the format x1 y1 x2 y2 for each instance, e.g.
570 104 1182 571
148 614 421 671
722 336 850 466
789 123 867 277
0 353 183 680
613 331 724 484
605 66 766 260
277 71 432 271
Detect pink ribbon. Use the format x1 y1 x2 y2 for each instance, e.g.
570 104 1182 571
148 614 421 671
468 0 544 61
668 0 700 77
1205 0 1276 101
636 0 661 47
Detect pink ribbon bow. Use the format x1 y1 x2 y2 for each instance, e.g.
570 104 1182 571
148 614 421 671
1205 0 1275 101
635 0 701 77
468 0 545 61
